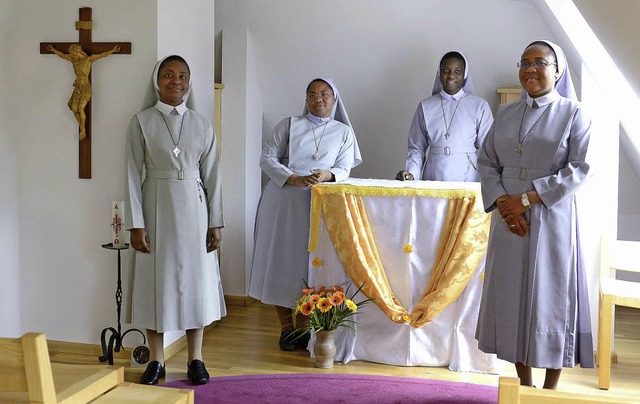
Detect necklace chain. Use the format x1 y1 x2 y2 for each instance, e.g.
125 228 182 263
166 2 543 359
516 102 550 156
440 96 461 140
160 111 184 158
308 119 329 161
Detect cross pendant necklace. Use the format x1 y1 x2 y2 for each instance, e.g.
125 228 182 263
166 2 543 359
160 111 185 158
516 102 550 157
440 96 461 140
308 119 329 161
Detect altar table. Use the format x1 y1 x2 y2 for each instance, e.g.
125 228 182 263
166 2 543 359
307 178 503 373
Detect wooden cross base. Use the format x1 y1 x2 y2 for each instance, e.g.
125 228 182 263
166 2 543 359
40 7 131 179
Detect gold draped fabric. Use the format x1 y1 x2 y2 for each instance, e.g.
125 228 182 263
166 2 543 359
308 183 491 328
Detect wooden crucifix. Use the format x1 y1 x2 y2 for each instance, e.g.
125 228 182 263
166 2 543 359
41 7 132 179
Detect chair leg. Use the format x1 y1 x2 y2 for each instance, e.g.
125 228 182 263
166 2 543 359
598 295 613 390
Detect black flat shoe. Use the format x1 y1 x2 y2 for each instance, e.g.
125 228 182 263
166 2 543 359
279 330 296 351
140 361 165 385
187 359 210 385
295 330 311 350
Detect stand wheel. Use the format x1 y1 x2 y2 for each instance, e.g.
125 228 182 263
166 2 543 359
132 345 150 365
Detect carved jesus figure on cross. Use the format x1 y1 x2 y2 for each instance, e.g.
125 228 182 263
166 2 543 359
40 6 131 179
47 43 121 140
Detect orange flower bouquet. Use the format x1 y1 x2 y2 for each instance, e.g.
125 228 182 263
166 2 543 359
295 281 372 333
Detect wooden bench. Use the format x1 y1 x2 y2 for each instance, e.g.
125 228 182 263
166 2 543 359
92 382 193 403
498 377 637 404
0 332 193 403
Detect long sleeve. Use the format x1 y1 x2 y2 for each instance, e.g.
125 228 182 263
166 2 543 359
532 106 591 208
199 120 224 228
405 103 429 179
475 100 494 149
329 126 358 182
125 115 146 229
260 118 294 188
477 118 504 213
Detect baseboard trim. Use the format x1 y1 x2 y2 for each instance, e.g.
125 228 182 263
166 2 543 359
46 295 254 366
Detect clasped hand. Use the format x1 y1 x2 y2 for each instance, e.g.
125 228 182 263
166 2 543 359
496 194 529 237
287 169 332 187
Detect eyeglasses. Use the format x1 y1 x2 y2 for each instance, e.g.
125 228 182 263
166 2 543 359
306 92 334 100
517 60 557 70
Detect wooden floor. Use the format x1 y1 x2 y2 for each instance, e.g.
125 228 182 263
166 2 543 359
141 301 640 401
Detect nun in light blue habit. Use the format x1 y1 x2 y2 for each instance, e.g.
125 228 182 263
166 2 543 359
397 50 493 182
475 40 594 390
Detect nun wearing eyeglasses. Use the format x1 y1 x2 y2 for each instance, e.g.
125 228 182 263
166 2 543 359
475 40 594 390
396 51 493 182
248 78 361 351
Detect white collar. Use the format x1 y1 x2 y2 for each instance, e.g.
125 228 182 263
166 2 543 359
155 100 187 116
439 89 465 101
526 90 560 108
306 113 332 125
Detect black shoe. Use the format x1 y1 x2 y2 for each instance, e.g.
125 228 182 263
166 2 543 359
295 330 311 350
187 359 210 385
140 361 165 385
279 330 296 351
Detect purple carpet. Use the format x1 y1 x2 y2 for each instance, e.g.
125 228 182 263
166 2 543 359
162 373 497 403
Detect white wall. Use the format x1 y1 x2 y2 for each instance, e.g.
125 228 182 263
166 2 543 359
215 0 553 295
216 28 263 296
217 0 554 180
8 0 156 343
0 0 21 338
572 0 640 241
157 0 214 124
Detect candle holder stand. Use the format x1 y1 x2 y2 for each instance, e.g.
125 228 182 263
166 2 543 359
99 242 147 365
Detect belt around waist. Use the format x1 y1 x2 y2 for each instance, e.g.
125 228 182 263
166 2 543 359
146 169 200 180
501 167 555 180
429 146 477 155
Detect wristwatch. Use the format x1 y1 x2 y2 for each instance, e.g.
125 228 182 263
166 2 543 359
521 192 531 209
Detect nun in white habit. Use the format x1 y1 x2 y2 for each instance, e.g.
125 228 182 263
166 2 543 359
397 50 493 182
248 78 361 350
124 55 225 386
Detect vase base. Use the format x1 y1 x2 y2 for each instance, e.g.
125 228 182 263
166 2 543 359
315 360 334 369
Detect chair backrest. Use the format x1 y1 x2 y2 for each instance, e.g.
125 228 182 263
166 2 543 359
600 238 640 280
498 377 636 403
0 332 57 403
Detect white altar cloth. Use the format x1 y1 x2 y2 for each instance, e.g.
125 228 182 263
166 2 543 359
308 178 504 373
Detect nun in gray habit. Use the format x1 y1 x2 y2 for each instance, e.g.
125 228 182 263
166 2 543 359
475 40 594 390
125 55 225 385
248 77 361 350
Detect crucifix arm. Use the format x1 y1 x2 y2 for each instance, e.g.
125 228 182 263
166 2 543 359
47 45 74 62
88 45 122 62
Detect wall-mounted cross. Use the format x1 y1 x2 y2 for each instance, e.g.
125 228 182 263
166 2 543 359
40 7 131 179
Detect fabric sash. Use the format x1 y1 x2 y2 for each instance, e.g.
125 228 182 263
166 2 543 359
308 183 491 327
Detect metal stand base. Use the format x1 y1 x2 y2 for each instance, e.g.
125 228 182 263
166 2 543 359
99 243 146 365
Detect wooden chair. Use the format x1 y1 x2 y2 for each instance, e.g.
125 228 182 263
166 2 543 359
0 332 122 403
0 332 193 403
498 377 637 403
597 238 640 390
